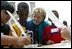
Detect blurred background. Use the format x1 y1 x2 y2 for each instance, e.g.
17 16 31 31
7 1 71 27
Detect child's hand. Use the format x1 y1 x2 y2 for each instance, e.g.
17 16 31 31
61 27 71 40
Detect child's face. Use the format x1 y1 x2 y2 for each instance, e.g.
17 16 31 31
33 11 44 25
17 9 28 20
1 10 10 24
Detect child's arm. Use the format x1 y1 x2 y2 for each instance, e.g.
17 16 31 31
1 33 31 48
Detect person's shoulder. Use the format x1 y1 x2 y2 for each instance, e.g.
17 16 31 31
45 25 52 29
3 24 10 29
44 21 48 24
28 20 33 23
3 24 9 26
1 24 11 35
27 20 33 25
43 21 50 26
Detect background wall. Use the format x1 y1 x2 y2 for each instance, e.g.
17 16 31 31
7 1 71 26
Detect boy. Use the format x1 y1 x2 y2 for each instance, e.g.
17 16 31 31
43 10 64 45
1 1 31 48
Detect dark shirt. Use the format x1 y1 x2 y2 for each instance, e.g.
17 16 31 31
1 24 10 35
1 24 11 48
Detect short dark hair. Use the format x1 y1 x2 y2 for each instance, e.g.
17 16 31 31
63 20 68 26
17 2 29 11
1 1 15 13
52 10 59 19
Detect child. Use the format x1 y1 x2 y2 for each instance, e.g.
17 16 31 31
43 10 64 45
1 1 31 48
28 8 49 44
